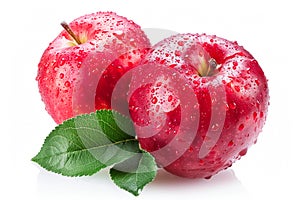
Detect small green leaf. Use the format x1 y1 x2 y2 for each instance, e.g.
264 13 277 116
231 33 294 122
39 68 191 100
32 110 139 177
110 151 157 196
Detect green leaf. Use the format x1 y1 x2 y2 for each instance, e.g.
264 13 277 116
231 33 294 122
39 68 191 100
32 110 140 177
110 151 157 196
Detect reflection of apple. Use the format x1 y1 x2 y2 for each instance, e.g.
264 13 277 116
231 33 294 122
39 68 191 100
37 12 150 124
129 33 269 178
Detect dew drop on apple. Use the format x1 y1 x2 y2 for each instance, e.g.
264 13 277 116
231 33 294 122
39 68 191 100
256 100 260 108
229 102 236 109
53 66 59 72
59 58 66 66
168 95 173 102
193 79 200 86
151 96 158 104
228 140 234 147
175 50 181 56
177 41 184 46
239 148 248 156
59 73 64 79
64 81 71 87
233 61 238 67
244 83 251 90
253 112 258 120
238 124 244 131
234 85 240 92
260 111 264 118
201 78 207 84
156 82 162 87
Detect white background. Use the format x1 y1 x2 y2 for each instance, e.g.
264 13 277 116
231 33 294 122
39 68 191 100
2 0 300 199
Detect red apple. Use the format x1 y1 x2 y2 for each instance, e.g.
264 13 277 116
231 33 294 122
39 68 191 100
129 33 269 178
37 11 151 124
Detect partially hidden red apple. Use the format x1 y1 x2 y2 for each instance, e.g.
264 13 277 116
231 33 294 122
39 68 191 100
37 11 151 124
129 33 269 178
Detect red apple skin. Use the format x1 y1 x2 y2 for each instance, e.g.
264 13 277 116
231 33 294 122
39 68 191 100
37 12 150 124
129 33 269 178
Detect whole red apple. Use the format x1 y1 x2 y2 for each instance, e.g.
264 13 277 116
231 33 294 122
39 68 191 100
129 33 269 178
37 11 150 124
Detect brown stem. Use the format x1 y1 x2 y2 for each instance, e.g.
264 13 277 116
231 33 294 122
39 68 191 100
60 21 81 45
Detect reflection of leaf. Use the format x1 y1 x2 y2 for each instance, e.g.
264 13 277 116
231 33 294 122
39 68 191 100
110 151 157 196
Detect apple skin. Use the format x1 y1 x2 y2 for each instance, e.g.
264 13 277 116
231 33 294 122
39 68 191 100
37 12 150 124
129 33 269 178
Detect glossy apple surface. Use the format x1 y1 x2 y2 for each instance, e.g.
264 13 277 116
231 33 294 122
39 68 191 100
129 33 269 178
37 12 150 124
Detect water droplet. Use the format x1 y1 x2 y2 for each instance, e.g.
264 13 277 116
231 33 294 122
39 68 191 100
260 111 264 118
234 86 240 92
201 78 207 83
244 83 251 90
229 102 236 109
185 70 193 75
253 112 257 120
177 41 184 46
151 97 158 104
169 64 177 68
64 81 71 87
225 104 230 111
228 140 234 147
238 124 244 131
55 88 60 98
233 61 238 67
53 66 59 71
255 79 260 86
256 100 260 108
77 62 82 68
175 50 181 56
59 73 64 79
156 82 162 87
168 95 173 102
59 58 66 66
239 148 248 156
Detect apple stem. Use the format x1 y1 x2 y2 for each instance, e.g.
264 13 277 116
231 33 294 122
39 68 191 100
60 21 82 45
198 58 218 77
206 58 218 76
